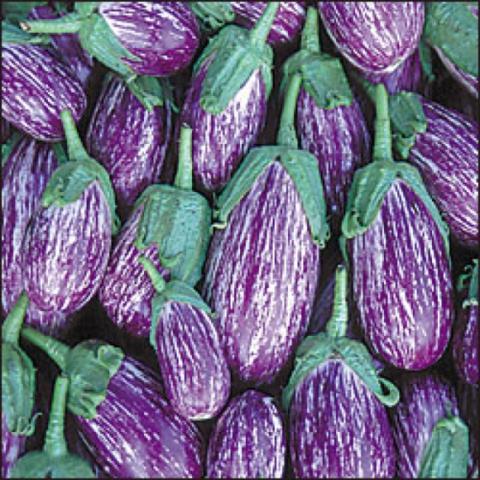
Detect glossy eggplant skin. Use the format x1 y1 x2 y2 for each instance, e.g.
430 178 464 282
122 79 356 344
203 162 319 385
22 182 112 315
350 180 453 370
86 75 172 211
391 372 459 478
2 137 66 334
318 2 424 75
98 2 199 77
297 93 370 232
76 357 204 479
290 359 396 478
408 99 478 250
2 412 27 479
1 44 87 142
178 60 266 193
231 1 305 45
155 301 231 421
99 205 167 337
207 390 286 479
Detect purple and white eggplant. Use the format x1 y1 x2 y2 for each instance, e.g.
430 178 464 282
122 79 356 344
342 84 453 371
284 266 399 478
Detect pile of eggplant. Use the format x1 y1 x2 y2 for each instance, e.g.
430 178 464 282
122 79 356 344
1 1 478 478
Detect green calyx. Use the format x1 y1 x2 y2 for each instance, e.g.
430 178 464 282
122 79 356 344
424 2 478 77
10 375 95 479
418 39 436 84
418 415 469 479
124 75 176 112
190 2 235 31
2 21 50 45
457 259 479 308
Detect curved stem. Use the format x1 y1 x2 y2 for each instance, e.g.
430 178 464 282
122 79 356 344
21 327 70 371
301 7 321 53
372 84 393 163
325 265 349 338
174 125 193 190
249 2 280 47
2 292 29 345
60 110 90 163
20 15 83 34
43 375 69 458
138 256 167 293
276 73 302 148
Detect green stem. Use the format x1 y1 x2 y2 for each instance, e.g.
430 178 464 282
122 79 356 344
373 84 393 163
174 126 193 190
301 7 321 53
2 292 29 345
325 265 349 338
43 375 69 458
20 15 83 34
249 2 280 47
276 73 302 148
138 256 167 293
21 327 70 371
60 110 90 163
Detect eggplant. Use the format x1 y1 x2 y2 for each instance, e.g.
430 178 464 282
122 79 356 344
1 43 87 142
391 371 469 478
206 390 285 478
453 260 479 385
2 135 66 334
86 73 172 213
20 328 204 478
342 84 453 371
177 3 280 192
22 110 118 315
285 266 399 478
318 2 424 75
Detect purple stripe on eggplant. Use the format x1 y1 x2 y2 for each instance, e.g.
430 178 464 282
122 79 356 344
1 44 86 142
206 390 285 479
318 2 424 75
391 371 459 478
408 98 479 250
178 59 267 193
22 182 112 315
289 359 396 478
2 412 27 479
297 92 370 232
76 356 204 479
2 136 66 334
453 303 478 385
231 1 306 45
350 180 453 370
98 2 199 77
203 162 319 385
155 301 230 421
86 74 171 211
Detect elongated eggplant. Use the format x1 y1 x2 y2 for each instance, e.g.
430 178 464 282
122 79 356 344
391 371 468 478
2 135 66 333
318 2 424 75
453 260 479 385
86 73 172 213
207 390 285 478
22 111 118 315
342 84 453 371
1 44 86 141
285 266 399 478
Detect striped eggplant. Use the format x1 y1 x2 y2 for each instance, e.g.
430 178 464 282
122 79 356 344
177 3 280 192
318 2 424 75
391 371 469 478
203 72 329 385
285 266 399 478
86 73 172 213
457 382 479 478
20 328 204 478
206 390 286 478
22 110 118 315
453 260 479 385
1 43 86 142
342 84 453 371
2 135 66 334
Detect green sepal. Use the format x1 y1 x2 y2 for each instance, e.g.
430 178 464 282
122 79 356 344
190 2 235 31
2 21 50 45
457 259 479 308
51 142 69 165
1 2 47 23
74 2 98 18
134 185 211 286
41 158 120 234
418 415 469 479
424 2 478 77
125 75 177 113
418 39 436 83
2 131 23 168
62 340 124 419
